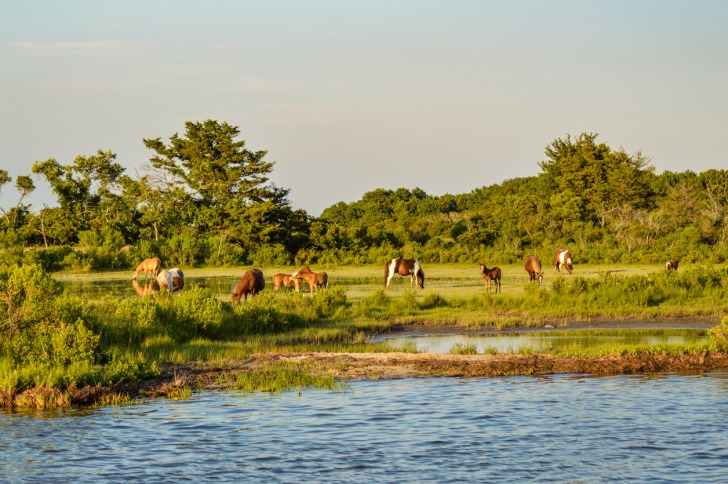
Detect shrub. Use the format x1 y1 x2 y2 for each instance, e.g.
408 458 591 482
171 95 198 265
710 316 728 350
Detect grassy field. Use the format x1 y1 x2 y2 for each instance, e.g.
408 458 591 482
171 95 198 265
5 261 728 408
53 262 678 303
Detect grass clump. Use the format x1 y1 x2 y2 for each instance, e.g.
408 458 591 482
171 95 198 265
234 361 344 393
448 343 478 355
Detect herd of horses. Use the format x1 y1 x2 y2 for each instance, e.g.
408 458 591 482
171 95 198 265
130 252 680 300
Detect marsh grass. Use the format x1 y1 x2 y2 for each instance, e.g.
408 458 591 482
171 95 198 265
5 263 728 408
233 361 346 393
448 343 479 355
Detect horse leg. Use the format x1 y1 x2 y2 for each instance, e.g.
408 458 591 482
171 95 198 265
385 263 396 289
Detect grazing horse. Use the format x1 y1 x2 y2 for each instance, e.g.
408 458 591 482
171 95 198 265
232 269 265 301
479 263 501 293
524 255 544 286
132 257 162 280
132 278 159 296
554 249 573 275
157 268 184 293
273 273 299 292
666 259 679 271
291 267 328 294
384 258 425 289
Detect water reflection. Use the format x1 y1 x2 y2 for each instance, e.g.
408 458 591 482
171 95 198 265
131 279 160 296
380 329 708 354
61 276 242 300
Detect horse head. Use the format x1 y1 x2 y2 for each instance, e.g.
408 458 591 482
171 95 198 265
414 261 425 289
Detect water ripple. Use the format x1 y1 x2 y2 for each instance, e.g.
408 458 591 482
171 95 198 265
3 372 728 482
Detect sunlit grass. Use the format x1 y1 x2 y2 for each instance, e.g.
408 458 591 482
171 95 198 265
232 361 346 393
7 264 728 409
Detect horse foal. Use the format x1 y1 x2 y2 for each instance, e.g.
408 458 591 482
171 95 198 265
479 263 502 293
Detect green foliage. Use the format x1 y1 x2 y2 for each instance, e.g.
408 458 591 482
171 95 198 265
710 316 728 350
0 264 103 390
102 352 160 383
5 128 728 269
419 292 449 309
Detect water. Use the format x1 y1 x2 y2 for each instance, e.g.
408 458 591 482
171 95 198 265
379 330 708 354
62 276 242 300
3 373 728 482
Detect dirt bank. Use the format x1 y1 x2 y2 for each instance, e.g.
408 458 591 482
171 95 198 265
8 350 727 410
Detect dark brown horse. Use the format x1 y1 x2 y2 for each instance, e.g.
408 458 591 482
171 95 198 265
524 255 543 286
232 269 265 301
157 268 184 293
554 249 573 274
291 267 328 294
666 259 679 271
273 273 299 292
132 257 162 280
384 258 425 289
479 263 501 293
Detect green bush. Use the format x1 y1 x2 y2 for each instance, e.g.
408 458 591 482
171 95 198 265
710 316 728 350
0 264 102 390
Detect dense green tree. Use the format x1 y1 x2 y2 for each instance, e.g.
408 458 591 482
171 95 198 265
142 120 300 249
540 133 656 219
31 150 129 244
1 174 35 233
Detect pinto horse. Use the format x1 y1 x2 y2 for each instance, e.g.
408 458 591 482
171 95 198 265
132 257 162 280
524 255 544 286
157 268 184 293
666 259 679 271
554 249 573 275
232 269 265 301
291 267 328 294
385 258 424 289
273 273 299 292
479 263 501 293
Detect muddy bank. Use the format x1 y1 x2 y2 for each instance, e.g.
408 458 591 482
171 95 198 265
7 350 728 410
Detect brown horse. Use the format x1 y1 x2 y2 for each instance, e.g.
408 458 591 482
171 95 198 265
132 257 162 280
157 268 184 293
384 258 425 289
291 267 328 294
479 263 501 293
273 273 299 292
232 269 265 301
524 255 543 286
554 249 573 274
666 259 679 271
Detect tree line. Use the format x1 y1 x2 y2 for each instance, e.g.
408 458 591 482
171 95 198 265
1 122 727 271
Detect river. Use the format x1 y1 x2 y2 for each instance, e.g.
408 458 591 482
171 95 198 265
3 372 728 482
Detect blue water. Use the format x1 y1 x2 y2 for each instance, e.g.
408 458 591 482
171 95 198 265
3 373 728 482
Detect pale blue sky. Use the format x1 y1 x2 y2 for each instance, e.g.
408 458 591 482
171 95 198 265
1 1 726 216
